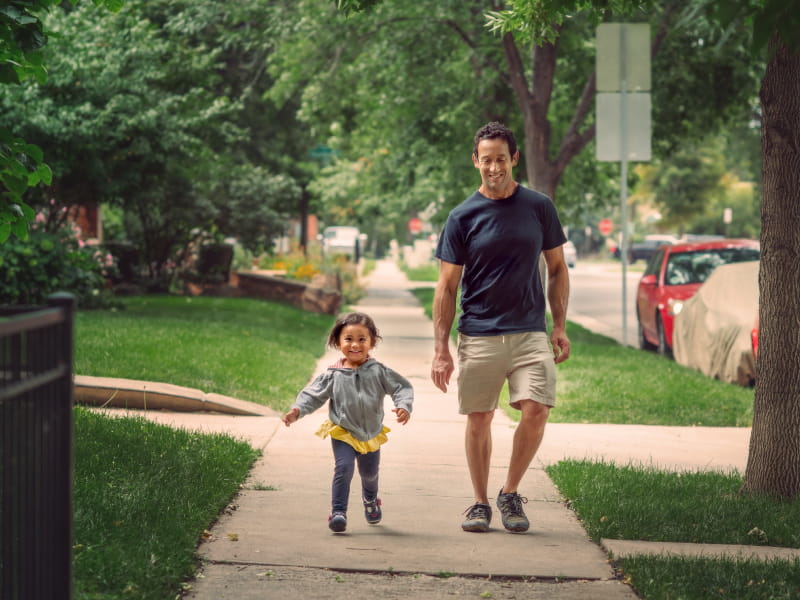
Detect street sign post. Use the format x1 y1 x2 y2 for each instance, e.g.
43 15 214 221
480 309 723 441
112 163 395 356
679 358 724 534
596 23 651 347
599 218 613 236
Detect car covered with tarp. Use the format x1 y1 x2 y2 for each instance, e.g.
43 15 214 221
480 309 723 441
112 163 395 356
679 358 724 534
672 260 759 386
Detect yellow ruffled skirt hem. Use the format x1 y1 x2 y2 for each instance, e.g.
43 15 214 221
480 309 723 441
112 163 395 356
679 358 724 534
315 420 390 454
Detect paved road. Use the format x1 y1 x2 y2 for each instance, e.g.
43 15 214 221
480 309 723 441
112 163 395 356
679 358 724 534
568 261 642 347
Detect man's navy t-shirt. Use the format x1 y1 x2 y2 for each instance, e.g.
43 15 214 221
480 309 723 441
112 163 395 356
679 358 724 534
435 185 566 336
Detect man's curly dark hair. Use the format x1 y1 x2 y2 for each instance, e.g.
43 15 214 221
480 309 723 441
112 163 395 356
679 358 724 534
473 122 517 158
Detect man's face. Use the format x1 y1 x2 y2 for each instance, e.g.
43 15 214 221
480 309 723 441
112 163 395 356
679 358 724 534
472 138 519 199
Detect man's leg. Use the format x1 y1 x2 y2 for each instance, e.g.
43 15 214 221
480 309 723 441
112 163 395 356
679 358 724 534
502 399 549 494
465 410 494 503
462 410 495 532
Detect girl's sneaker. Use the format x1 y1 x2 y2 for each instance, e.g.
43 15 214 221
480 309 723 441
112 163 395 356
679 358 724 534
363 498 382 524
328 512 347 532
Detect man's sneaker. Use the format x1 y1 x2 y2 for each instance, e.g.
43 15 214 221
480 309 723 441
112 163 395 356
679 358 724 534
328 512 347 532
461 503 492 532
496 489 529 532
364 498 382 524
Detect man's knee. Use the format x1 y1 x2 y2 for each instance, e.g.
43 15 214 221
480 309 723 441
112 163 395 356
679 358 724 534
516 399 550 423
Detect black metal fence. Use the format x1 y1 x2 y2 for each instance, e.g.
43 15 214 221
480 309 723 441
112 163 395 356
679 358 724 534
1 293 75 600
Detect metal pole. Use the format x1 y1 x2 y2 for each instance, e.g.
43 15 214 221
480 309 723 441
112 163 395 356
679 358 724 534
620 26 629 347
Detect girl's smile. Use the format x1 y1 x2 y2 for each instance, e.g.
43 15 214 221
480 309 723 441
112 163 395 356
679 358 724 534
338 323 375 368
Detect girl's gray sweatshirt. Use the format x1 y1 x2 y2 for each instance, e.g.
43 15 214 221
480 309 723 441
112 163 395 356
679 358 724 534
291 358 414 442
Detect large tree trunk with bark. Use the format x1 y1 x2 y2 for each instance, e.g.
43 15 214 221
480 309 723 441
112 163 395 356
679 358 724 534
741 35 800 499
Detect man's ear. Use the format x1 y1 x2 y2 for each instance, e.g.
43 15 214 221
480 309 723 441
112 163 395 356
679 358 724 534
471 152 480 169
511 151 520 166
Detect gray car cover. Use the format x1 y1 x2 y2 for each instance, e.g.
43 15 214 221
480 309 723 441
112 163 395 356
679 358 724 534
672 260 758 386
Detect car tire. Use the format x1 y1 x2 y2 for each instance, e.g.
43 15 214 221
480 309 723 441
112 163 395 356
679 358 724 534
656 315 672 357
637 312 656 351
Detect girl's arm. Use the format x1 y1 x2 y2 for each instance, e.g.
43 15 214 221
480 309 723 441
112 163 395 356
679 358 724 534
285 372 333 426
382 366 414 419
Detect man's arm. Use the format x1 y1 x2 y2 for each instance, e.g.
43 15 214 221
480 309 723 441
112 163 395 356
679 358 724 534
543 245 571 364
431 260 463 392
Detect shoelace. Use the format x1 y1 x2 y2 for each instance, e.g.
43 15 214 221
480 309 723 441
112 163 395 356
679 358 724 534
464 504 490 519
502 494 528 514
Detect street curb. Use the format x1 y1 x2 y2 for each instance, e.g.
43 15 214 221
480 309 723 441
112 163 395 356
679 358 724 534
73 375 278 416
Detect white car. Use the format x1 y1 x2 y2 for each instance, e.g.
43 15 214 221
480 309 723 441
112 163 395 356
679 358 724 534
319 226 365 259
563 240 577 268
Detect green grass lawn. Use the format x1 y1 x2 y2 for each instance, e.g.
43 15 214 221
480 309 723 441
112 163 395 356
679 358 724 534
72 408 259 599
76 295 335 413
74 288 792 599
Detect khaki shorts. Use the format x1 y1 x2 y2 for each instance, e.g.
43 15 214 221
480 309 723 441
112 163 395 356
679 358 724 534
456 331 556 415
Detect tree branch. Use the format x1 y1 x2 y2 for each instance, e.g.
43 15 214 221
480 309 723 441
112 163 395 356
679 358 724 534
502 31 532 110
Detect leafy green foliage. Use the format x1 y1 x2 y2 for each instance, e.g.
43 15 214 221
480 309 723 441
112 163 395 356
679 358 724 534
0 128 52 242
0 219 114 307
0 0 120 242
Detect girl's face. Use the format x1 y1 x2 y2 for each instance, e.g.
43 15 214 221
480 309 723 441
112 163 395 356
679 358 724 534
338 323 375 368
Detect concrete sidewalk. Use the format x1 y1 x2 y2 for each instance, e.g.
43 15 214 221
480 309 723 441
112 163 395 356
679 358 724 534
98 259 760 599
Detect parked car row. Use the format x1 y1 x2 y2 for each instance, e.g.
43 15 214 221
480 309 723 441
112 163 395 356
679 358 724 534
611 234 726 264
635 238 760 382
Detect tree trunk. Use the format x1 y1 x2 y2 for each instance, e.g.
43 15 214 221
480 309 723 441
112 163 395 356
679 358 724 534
741 35 800 499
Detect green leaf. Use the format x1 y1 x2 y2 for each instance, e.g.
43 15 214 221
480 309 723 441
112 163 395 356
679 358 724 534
95 0 124 13
23 143 44 164
0 64 21 84
20 201 36 221
1 173 29 196
10 218 29 241
32 162 52 186
0 223 10 243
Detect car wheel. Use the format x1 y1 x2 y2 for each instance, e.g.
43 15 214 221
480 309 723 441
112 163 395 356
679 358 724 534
637 313 656 351
656 315 672 357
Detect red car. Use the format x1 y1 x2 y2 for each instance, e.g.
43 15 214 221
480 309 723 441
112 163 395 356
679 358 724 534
636 239 760 355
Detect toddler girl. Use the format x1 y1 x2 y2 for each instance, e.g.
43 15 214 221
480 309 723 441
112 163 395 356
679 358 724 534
282 312 413 532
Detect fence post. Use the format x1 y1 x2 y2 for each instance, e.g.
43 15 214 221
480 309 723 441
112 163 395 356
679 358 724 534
0 293 75 600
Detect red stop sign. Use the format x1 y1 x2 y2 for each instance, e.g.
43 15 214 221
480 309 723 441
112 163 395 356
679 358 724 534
408 217 423 234
598 218 613 236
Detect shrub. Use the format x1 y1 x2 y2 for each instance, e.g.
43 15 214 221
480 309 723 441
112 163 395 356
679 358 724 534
259 249 364 305
0 222 117 308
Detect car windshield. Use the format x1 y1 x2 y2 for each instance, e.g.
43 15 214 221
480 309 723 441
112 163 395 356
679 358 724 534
664 247 760 286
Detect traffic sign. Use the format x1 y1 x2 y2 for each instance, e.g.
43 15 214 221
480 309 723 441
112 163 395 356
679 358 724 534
598 218 613 236
407 217 423 234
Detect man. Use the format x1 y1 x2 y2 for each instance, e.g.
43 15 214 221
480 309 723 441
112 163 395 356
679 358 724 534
431 121 571 533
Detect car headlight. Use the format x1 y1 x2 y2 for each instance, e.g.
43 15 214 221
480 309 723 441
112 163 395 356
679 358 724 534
667 298 684 316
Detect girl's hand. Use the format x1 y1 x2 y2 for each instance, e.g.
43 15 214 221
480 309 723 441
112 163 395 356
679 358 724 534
393 408 410 425
282 407 299 427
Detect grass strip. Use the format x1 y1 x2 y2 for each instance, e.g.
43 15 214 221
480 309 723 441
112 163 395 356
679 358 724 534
547 460 800 546
619 555 800 600
75 296 334 412
72 407 260 599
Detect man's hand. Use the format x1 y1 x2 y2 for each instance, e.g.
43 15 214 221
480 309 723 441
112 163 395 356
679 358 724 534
431 351 455 392
550 327 571 364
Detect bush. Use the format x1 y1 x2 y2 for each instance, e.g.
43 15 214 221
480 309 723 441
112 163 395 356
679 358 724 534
0 223 116 308
259 249 364 305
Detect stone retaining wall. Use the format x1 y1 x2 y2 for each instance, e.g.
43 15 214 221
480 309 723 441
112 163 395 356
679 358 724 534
234 271 342 315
